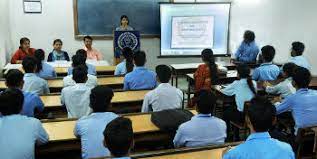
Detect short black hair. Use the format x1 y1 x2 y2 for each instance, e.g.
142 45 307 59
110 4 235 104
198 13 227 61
20 37 30 45
133 51 146 66
261 45 275 62
72 65 88 83
90 86 114 112
22 56 37 73
196 90 216 114
243 30 255 43
71 54 86 67
282 63 297 78
76 49 88 60
53 39 63 45
83 35 93 41
248 96 276 132
104 117 133 157
0 88 24 116
5 69 24 88
156 65 171 83
292 41 305 56
293 66 311 88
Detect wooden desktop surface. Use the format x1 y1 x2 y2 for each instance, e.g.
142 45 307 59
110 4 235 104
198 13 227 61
47 76 124 88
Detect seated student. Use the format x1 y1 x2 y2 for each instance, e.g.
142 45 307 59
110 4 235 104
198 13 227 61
142 65 183 112
61 65 93 118
11 37 36 64
173 90 226 148
123 50 156 90
0 88 49 159
47 39 70 62
252 45 280 81
288 41 311 70
22 56 50 95
223 96 295 159
263 62 297 99
234 30 260 63
104 117 134 159
275 67 317 134
83 36 103 61
114 47 134 75
34 49 57 79
74 86 118 159
5 69 44 117
67 49 97 75
63 54 97 88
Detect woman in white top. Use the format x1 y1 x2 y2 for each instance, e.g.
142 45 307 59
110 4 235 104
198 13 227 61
115 15 134 31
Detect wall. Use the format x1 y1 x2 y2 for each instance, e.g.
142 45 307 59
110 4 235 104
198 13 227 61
0 0 11 73
5 0 317 75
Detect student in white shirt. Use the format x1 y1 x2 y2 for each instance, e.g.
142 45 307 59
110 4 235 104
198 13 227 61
288 41 311 70
142 65 183 112
61 65 92 118
0 88 49 159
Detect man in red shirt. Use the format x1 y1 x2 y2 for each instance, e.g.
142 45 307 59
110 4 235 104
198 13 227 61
11 37 36 64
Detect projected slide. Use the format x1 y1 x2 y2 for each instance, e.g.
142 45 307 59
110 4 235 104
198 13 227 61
171 16 214 49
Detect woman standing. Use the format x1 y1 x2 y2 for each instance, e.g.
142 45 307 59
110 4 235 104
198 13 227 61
115 15 134 31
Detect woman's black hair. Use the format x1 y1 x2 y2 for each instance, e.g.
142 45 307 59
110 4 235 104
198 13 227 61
201 49 218 84
120 15 129 25
283 63 297 78
237 64 256 95
121 47 134 73
53 39 63 45
34 49 45 72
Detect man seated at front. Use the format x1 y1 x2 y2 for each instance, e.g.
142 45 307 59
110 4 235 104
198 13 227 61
83 36 103 61
123 50 156 90
142 64 183 112
223 96 295 159
173 90 227 148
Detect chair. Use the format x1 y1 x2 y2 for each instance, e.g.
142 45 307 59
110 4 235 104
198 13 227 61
295 126 317 159
229 102 251 141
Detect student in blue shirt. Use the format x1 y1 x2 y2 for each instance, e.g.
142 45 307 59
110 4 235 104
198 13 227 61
68 49 97 75
252 45 280 81
104 117 133 159
123 50 156 90
234 30 260 63
47 39 70 62
288 41 311 70
74 86 118 159
223 96 295 159
173 90 227 148
115 47 134 75
0 88 49 159
4 69 44 117
34 49 57 79
22 56 50 95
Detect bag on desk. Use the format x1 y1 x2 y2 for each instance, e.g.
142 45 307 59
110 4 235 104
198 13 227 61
151 109 194 132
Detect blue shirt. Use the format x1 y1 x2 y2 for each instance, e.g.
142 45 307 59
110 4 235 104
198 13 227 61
222 79 256 112
276 88 317 134
22 91 44 117
115 60 127 75
0 114 49 159
36 61 57 79
173 114 226 148
235 41 259 63
23 73 50 95
223 132 294 159
123 66 157 90
68 63 96 76
74 112 118 159
252 63 280 81
289 55 311 70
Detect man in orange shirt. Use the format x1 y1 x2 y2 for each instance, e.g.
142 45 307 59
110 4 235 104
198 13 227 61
83 36 103 61
11 37 36 64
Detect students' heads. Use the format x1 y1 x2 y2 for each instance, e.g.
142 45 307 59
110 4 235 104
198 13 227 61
196 90 216 115
72 65 88 83
34 49 45 61
292 66 311 89
261 45 275 62
5 69 24 89
122 47 134 73
120 15 129 26
90 86 114 112
0 88 24 116
247 96 276 132
155 65 172 83
282 63 297 78
19 37 30 51
22 56 37 73
83 36 93 48
201 48 215 64
71 54 86 67
291 41 305 57
76 49 88 60
243 30 255 43
237 64 251 79
104 117 134 157
133 50 146 66
53 39 63 52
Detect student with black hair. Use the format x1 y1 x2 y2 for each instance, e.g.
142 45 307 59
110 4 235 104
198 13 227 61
5 69 44 117
22 56 50 95
234 30 260 63
141 65 183 112
0 88 49 159
223 96 295 159
103 117 134 159
61 65 92 118
83 35 103 61
123 50 156 90
11 37 36 64
74 86 118 159
67 49 97 75
252 45 280 81
288 41 311 70
173 90 226 148
34 49 57 79
115 47 134 75
47 39 70 62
